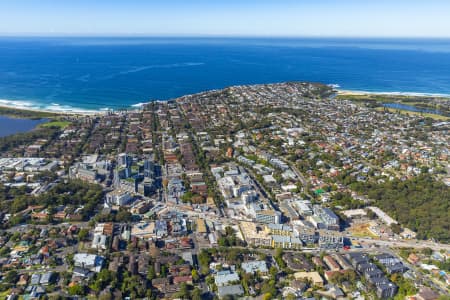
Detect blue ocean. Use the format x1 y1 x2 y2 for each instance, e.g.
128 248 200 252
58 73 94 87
1 37 450 112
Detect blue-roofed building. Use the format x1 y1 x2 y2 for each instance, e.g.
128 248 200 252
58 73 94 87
30 273 41 285
39 272 54 285
377 283 398 299
217 284 244 298
214 270 240 287
155 220 168 237
241 260 268 275
267 223 293 236
313 205 340 231
271 235 303 249
73 253 105 273
318 235 343 249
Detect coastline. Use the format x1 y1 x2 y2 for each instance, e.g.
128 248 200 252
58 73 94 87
0 85 449 117
336 89 450 98
336 88 450 120
0 102 110 117
0 96 151 116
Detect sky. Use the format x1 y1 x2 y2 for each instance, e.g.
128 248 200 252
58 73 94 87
0 0 450 37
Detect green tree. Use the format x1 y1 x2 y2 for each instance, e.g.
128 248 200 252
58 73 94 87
92 269 113 291
99 291 113 300
421 247 433 256
285 294 297 300
4 270 18 284
199 249 212 275
115 209 133 222
191 287 202 300
262 292 273 300
391 223 402 235
68 284 86 296
147 265 156 281
77 228 89 241
191 269 200 282
176 283 190 299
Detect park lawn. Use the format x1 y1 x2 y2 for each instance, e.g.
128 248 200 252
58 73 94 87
0 106 60 119
40 120 72 129
0 290 11 298
375 107 449 121
350 223 379 239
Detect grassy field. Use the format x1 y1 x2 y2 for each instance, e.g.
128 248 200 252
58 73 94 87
376 107 449 121
337 91 450 118
0 106 60 119
336 92 450 104
349 223 379 238
0 289 11 298
40 120 72 129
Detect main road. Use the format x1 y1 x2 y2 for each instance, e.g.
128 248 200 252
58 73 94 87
354 237 450 252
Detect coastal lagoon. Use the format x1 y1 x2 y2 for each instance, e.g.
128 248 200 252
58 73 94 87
383 103 444 115
0 115 46 137
1 37 450 111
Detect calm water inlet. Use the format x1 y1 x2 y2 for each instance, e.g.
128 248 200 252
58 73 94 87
0 116 46 137
383 103 444 115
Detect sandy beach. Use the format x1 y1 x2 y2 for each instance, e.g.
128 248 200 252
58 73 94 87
336 89 450 98
1 88 448 118
0 102 136 117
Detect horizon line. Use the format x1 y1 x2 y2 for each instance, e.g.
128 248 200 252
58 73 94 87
1 33 450 40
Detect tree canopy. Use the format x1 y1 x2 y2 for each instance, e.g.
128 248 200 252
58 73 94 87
352 175 450 242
